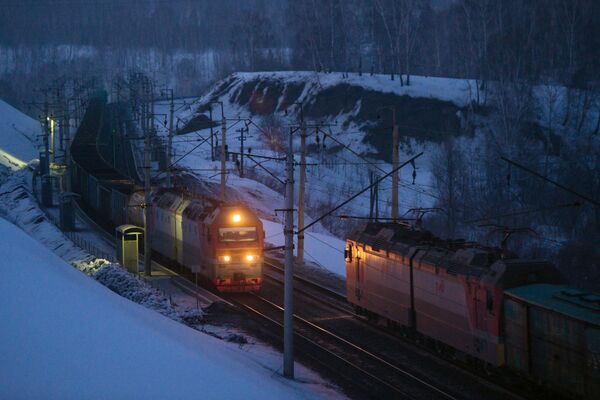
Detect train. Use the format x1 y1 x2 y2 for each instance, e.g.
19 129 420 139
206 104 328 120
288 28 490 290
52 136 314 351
69 94 264 292
345 222 599 399
127 190 264 292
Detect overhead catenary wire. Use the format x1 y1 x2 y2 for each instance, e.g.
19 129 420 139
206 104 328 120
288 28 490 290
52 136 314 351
298 152 424 235
501 157 600 207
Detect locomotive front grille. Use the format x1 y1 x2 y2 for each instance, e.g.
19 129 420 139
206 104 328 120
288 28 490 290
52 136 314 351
233 272 246 281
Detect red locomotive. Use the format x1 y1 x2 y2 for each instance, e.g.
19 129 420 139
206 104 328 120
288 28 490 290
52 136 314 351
345 222 600 398
128 190 264 292
344 222 562 365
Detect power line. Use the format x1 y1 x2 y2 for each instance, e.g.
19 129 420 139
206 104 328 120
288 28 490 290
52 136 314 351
501 157 600 207
298 152 424 235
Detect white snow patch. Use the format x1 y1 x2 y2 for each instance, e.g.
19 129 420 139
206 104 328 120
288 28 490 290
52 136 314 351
0 99 40 168
0 216 341 399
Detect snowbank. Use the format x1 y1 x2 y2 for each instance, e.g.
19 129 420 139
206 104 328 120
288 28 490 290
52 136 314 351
0 216 338 399
233 71 475 107
0 99 39 168
262 219 346 277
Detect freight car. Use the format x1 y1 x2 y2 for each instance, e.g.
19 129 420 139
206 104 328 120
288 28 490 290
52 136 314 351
344 222 599 398
504 284 600 398
127 190 264 292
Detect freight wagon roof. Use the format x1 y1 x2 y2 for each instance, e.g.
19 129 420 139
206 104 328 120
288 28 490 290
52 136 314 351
505 284 600 326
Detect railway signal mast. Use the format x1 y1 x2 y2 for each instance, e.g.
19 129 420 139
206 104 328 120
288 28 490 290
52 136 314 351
143 77 153 276
210 101 226 202
283 126 295 378
297 108 307 264
161 88 174 188
377 105 400 219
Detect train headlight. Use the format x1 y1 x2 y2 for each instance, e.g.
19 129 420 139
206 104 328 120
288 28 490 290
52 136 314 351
246 254 255 262
232 213 241 223
222 255 231 262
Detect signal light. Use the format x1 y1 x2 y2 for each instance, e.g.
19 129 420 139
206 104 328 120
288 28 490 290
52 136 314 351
232 213 241 223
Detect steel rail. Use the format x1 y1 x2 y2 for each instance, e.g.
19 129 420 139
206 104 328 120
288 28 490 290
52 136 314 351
263 257 530 400
262 266 356 317
251 293 458 400
264 257 346 300
231 298 412 399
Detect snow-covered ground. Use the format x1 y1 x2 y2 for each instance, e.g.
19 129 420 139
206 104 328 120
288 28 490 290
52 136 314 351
0 99 40 169
0 216 341 399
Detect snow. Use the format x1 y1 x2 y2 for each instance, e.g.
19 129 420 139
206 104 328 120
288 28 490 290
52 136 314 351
0 99 40 169
149 72 445 279
0 216 341 399
234 71 476 107
262 219 347 277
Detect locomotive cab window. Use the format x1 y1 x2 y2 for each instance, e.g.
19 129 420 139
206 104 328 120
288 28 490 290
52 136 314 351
218 227 258 242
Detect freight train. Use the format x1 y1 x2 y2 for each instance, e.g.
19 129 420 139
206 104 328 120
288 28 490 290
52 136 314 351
345 222 599 399
128 190 264 292
69 94 264 292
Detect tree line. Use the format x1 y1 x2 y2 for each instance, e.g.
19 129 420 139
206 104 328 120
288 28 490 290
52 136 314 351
1 0 598 88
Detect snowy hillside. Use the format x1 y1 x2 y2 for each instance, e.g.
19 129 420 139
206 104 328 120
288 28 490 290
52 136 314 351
0 99 39 168
0 216 340 399
161 71 477 251
166 71 599 288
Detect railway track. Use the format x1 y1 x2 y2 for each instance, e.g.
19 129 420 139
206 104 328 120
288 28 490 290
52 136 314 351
69 200 529 399
230 291 455 400
68 201 457 398
263 260 354 316
262 258 533 400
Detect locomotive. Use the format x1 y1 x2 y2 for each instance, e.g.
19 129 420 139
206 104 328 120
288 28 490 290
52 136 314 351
128 190 264 292
345 222 599 399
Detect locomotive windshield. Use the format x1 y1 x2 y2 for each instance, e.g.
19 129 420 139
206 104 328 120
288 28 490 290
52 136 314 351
219 227 258 242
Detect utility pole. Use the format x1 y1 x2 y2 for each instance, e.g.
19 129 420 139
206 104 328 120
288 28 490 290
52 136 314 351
43 99 50 171
143 79 153 276
297 121 307 264
283 126 295 379
64 98 71 192
164 88 174 188
218 102 226 202
41 96 52 207
238 126 246 178
391 107 399 219
50 114 56 163
369 171 379 221
209 106 215 161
